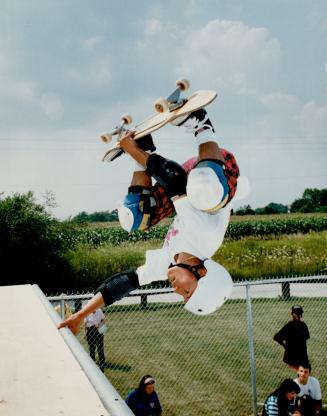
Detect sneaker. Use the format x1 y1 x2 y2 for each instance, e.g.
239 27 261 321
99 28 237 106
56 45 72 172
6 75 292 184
171 108 215 137
111 134 156 161
135 133 156 153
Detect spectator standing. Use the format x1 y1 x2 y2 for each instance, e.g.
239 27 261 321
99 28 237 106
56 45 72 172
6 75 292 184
273 305 310 371
84 308 106 372
54 294 73 320
126 375 162 416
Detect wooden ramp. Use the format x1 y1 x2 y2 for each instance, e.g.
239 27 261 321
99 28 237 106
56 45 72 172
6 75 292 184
0 285 132 416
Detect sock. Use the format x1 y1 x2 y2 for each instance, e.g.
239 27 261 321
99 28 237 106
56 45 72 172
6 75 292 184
195 128 218 146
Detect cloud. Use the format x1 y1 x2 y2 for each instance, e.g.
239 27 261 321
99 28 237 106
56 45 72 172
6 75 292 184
144 18 162 36
40 92 64 120
260 92 299 111
175 20 281 94
65 58 112 86
83 35 103 51
296 100 327 137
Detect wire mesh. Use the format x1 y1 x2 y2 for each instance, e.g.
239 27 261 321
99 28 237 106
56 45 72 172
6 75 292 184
50 275 327 416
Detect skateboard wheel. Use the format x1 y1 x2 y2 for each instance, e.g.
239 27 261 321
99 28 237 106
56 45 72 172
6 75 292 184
121 114 133 125
100 132 112 143
154 98 169 113
176 78 190 91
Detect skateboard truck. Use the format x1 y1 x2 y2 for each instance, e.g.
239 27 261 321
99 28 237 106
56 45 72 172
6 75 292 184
154 78 190 113
100 114 133 143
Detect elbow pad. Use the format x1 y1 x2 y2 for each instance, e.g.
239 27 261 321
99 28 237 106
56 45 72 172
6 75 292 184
95 268 140 306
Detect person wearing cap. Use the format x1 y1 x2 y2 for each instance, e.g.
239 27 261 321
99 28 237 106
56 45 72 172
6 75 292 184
125 374 162 416
58 109 238 335
273 306 310 371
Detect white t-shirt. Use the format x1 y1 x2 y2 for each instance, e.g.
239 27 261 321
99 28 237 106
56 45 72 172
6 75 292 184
85 308 105 328
137 196 231 285
294 376 322 400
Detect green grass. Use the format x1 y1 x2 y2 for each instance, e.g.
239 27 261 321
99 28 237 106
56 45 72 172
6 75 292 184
89 212 327 228
78 297 327 416
65 231 327 289
214 231 327 280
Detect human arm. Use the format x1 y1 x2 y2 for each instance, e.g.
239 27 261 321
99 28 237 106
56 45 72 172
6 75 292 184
125 391 138 414
313 399 322 415
154 392 162 415
119 131 149 167
263 395 279 416
273 326 287 347
97 309 106 328
304 322 310 341
58 292 105 335
58 269 140 335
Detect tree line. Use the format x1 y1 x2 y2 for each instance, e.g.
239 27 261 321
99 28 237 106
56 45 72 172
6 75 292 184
235 188 327 216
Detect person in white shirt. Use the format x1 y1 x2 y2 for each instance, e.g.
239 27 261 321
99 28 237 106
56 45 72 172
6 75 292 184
294 363 323 416
84 308 106 372
58 109 240 335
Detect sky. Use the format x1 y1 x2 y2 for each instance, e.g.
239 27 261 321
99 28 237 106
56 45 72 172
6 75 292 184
0 0 326 219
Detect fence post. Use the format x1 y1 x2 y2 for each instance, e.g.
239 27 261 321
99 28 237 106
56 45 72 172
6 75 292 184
60 297 65 320
246 284 257 416
281 282 290 300
140 294 148 310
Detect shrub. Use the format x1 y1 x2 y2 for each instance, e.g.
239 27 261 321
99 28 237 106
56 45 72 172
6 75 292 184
0 192 70 292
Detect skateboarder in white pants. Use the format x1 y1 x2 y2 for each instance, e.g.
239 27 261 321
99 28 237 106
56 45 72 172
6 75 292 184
58 109 239 335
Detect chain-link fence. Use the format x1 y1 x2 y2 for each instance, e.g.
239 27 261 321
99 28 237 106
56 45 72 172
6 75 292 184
50 275 327 416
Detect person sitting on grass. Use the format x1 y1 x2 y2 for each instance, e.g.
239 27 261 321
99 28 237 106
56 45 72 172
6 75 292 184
262 378 300 416
293 363 323 416
125 375 162 416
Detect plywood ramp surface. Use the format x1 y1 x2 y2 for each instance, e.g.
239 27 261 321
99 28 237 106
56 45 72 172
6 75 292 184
0 285 110 416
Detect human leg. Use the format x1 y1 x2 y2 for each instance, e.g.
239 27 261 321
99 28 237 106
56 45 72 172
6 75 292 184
174 109 239 211
172 108 224 162
86 326 97 361
96 333 106 372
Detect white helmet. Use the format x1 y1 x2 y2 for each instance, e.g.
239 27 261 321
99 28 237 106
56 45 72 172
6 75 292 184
184 260 233 315
186 167 227 212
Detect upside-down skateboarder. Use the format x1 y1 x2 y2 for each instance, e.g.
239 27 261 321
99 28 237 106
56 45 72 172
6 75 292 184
58 109 239 335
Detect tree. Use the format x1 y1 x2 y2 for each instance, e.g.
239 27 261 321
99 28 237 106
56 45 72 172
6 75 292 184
0 192 69 292
290 188 327 213
71 209 119 223
235 205 255 215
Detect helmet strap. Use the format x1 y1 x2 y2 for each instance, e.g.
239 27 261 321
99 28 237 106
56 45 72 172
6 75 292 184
168 261 205 280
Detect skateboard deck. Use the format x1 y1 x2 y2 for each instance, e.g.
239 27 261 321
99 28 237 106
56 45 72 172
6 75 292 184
100 80 217 162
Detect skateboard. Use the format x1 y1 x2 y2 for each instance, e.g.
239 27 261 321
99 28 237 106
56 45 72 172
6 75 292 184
99 79 217 162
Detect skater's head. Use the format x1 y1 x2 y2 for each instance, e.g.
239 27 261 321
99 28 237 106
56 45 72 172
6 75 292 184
291 305 303 320
168 257 233 315
167 257 204 302
138 375 156 395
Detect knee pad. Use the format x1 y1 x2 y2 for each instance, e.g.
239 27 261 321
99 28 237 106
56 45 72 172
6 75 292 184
186 160 229 212
118 187 156 232
146 153 187 198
